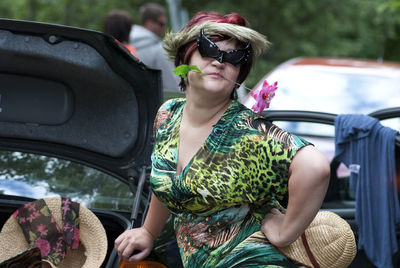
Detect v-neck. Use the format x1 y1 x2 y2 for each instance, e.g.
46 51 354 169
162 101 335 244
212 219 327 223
174 100 236 178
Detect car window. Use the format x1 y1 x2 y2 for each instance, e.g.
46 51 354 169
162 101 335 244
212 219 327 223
275 121 335 138
0 151 134 212
274 121 355 208
276 121 350 175
163 91 185 102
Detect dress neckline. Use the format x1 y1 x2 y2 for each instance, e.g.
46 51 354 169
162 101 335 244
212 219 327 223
174 99 239 177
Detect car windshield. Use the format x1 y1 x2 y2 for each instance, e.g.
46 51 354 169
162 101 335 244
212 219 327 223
266 66 400 136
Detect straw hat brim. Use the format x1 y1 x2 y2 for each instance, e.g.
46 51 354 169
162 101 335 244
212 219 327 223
0 197 108 268
277 211 357 268
163 21 270 62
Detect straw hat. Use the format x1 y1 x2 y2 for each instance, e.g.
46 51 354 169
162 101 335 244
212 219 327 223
163 21 270 62
0 197 108 268
278 211 357 268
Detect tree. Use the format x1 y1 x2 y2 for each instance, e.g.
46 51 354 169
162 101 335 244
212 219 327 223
376 0 400 61
0 0 398 85
180 0 400 87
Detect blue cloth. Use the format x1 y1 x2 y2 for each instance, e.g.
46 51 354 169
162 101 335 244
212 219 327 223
335 114 400 268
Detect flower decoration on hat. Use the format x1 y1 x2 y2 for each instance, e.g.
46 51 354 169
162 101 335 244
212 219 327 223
250 80 278 114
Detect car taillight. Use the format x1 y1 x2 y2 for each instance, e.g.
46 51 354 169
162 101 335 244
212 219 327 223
118 260 167 268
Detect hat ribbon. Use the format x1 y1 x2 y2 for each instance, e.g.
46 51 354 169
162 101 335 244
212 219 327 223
301 233 320 268
12 198 80 266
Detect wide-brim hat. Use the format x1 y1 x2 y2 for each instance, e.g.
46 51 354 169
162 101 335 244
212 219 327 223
277 211 357 268
163 21 270 62
0 197 107 268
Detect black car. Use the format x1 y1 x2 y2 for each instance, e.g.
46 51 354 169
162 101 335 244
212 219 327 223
0 18 180 267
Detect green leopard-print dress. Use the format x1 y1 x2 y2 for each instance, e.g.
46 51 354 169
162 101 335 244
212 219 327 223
150 98 310 267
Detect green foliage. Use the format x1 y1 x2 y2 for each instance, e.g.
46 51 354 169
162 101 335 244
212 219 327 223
378 0 400 24
173 64 202 79
0 0 166 31
0 0 399 86
181 0 400 87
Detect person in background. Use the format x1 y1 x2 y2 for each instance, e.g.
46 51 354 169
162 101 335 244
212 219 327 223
129 3 180 93
116 11 330 267
104 10 138 58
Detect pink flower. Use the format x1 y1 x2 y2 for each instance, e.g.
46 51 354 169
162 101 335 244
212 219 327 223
72 228 80 249
24 202 36 211
64 223 71 231
32 210 40 218
33 238 51 257
55 240 63 251
27 214 36 223
62 198 71 207
61 199 71 214
27 209 40 222
36 224 48 236
55 221 61 232
250 80 278 114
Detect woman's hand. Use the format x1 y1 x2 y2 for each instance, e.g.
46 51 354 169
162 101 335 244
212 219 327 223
261 208 288 247
115 226 155 262
115 194 171 262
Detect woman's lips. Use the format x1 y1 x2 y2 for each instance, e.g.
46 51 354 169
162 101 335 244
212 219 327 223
207 72 223 79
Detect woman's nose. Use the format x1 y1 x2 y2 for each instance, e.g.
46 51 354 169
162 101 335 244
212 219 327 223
211 58 225 67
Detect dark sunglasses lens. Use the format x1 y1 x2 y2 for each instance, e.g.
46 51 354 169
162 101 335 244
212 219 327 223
223 50 246 65
199 42 219 58
198 35 220 58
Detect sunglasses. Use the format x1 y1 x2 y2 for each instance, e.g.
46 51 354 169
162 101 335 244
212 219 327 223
197 29 251 66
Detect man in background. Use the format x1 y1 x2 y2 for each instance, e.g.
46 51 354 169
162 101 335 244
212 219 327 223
130 3 180 93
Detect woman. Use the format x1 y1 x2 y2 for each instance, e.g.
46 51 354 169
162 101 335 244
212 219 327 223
115 11 330 267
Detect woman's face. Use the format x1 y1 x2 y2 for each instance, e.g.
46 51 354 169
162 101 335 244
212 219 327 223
187 39 241 97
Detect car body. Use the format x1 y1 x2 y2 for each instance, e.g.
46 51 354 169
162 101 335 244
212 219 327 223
242 57 400 267
0 19 179 267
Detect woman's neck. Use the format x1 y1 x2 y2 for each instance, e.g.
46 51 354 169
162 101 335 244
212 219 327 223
183 95 232 128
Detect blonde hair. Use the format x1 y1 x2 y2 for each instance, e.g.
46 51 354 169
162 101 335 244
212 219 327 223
164 21 270 62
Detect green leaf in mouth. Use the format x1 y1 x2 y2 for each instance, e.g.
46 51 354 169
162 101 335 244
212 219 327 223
173 64 202 79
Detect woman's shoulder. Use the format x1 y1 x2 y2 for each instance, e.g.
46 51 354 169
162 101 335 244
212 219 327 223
234 104 311 150
153 98 185 135
159 97 186 112
234 102 270 132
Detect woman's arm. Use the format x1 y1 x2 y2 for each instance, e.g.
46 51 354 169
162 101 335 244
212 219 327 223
115 193 171 262
261 145 330 247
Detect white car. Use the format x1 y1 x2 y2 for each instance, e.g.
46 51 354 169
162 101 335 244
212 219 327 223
242 57 400 267
242 57 400 172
